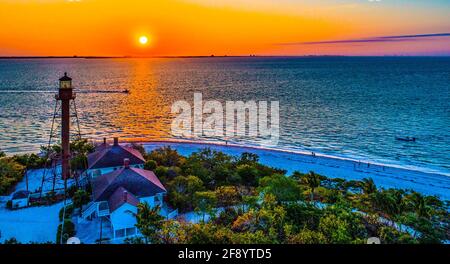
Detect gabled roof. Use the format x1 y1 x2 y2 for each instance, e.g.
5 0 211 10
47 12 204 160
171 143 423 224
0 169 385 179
12 190 31 200
93 167 166 202
108 187 140 213
95 142 111 152
87 144 145 170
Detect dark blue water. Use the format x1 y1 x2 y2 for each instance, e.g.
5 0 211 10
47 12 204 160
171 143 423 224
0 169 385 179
0 57 449 174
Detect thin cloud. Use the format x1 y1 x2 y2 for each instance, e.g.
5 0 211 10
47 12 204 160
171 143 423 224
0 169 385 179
278 33 450 45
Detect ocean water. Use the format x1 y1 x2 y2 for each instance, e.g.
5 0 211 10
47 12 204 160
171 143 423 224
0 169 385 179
0 57 449 174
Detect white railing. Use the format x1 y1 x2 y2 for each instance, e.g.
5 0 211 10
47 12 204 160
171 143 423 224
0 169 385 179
167 209 178 219
98 209 110 217
81 202 97 219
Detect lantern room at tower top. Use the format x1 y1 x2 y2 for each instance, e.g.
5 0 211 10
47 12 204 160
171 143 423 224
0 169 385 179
59 72 72 89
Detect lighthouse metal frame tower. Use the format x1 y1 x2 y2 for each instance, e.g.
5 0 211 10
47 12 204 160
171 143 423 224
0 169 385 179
57 72 75 181
38 73 82 200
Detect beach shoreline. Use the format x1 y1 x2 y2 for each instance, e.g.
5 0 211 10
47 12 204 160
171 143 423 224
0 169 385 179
129 139 450 200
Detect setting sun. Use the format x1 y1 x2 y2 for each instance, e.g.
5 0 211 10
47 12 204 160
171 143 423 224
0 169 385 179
139 36 149 45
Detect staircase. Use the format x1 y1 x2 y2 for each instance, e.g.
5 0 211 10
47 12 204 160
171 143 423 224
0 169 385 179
81 202 97 219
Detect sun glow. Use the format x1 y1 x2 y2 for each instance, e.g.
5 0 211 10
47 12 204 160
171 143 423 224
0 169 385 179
139 36 149 45
0 1 448 56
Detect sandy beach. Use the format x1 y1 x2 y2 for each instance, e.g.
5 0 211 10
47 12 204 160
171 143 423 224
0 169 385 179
141 140 450 201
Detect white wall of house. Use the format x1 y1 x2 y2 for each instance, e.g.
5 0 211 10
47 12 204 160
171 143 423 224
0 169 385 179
139 196 155 207
11 198 29 209
139 193 165 208
110 203 138 239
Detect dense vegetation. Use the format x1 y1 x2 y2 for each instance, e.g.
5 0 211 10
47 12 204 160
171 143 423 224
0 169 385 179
0 153 26 195
0 139 94 196
132 147 449 244
1 144 448 244
40 139 95 174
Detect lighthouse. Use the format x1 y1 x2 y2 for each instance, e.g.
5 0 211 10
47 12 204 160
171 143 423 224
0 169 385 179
56 72 76 180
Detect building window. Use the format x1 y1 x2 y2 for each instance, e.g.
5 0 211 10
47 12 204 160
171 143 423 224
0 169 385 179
126 228 136 237
115 229 125 238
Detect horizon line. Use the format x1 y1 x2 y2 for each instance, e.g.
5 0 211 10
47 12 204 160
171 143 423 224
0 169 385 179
1 54 450 59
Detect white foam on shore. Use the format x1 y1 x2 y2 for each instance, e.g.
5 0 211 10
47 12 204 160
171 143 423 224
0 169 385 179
138 140 450 201
115 137 449 176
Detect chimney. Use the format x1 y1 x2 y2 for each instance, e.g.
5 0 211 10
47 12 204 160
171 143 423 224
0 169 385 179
124 158 130 169
123 191 128 202
113 137 119 146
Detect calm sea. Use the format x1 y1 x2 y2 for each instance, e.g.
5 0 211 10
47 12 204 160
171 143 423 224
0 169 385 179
0 57 449 174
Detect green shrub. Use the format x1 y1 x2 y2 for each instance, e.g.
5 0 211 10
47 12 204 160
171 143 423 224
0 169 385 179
44 191 57 204
144 160 157 171
236 164 259 186
379 226 416 244
154 166 168 178
12 153 47 169
56 220 76 244
0 157 25 195
70 154 88 171
147 147 183 167
59 204 74 221
3 238 20 244
66 185 78 197
72 190 91 210
167 166 181 179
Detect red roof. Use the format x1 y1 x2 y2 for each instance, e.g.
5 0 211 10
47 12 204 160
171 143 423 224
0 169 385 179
87 144 145 170
94 142 111 152
93 167 167 202
108 186 140 212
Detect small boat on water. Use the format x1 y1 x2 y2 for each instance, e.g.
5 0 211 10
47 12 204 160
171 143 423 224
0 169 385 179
396 136 416 142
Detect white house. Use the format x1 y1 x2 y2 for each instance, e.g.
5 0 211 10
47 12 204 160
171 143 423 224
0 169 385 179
86 138 145 179
82 158 177 241
10 190 31 209
108 187 140 239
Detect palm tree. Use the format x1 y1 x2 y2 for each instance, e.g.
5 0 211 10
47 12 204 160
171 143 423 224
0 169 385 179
371 190 400 227
390 189 407 231
130 202 164 244
361 178 377 195
408 192 430 219
303 171 321 204
390 189 406 215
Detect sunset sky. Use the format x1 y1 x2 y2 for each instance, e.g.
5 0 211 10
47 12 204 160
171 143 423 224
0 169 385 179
0 0 449 56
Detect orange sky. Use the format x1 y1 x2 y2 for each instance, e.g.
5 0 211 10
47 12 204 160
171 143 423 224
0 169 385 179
0 0 449 56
